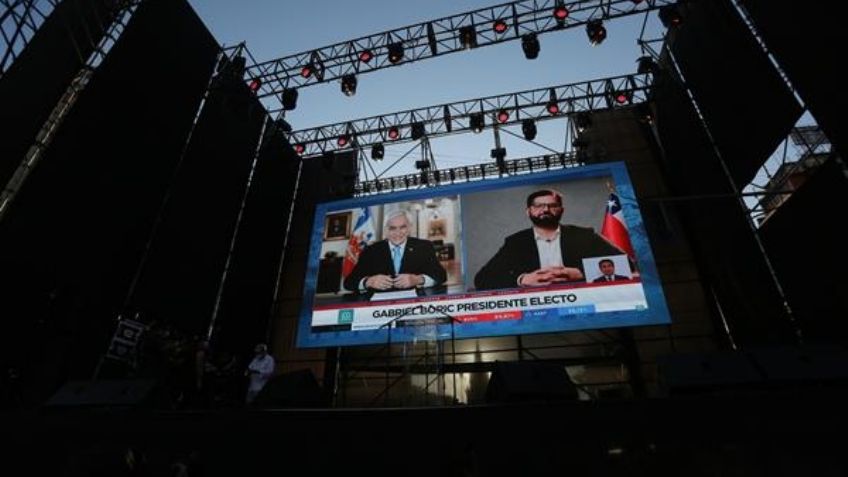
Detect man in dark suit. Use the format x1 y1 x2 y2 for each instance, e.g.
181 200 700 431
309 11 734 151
343 210 447 292
592 258 630 283
474 189 623 291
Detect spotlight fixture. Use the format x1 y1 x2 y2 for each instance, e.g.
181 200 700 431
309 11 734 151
586 20 607 46
411 122 426 140
371 143 385 160
337 134 351 147
497 109 509 124
637 55 658 74
341 74 357 96
300 64 314 78
388 42 404 63
281 88 298 110
546 88 560 115
493 19 508 34
459 25 477 49
387 125 400 140
248 78 261 92
358 49 374 63
658 4 683 28
294 144 305 155
614 91 631 105
469 113 485 133
521 119 537 141
575 112 592 132
521 33 540 60
553 2 569 25
491 147 507 172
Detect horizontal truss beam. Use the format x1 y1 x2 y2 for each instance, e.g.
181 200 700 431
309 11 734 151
355 152 581 196
288 72 651 157
245 0 674 107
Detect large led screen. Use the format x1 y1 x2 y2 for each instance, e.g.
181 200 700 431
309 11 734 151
297 162 670 347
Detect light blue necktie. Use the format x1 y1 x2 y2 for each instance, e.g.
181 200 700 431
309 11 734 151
392 246 402 275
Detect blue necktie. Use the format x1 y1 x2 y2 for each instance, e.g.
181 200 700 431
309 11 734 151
392 246 402 275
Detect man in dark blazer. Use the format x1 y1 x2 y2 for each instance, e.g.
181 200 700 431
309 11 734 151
343 210 447 292
592 258 630 283
474 189 624 291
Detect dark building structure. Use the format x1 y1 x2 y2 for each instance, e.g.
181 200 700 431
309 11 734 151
1 0 847 475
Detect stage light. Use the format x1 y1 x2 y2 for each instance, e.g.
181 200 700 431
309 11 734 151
659 4 683 28
493 19 508 34
359 49 374 63
281 88 298 110
469 113 485 133
497 109 509 123
614 91 631 105
411 122 426 140
575 112 592 132
521 33 540 60
491 147 507 172
341 74 357 96
388 42 404 63
337 134 351 147
415 159 431 170
553 2 569 25
300 64 314 78
546 88 560 115
248 78 261 92
387 126 400 140
371 143 385 160
459 25 477 49
586 20 606 46
294 143 305 155
521 119 537 141
637 55 658 74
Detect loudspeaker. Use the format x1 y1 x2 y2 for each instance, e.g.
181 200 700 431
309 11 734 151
44 379 158 409
253 369 323 408
485 361 578 403
657 351 764 396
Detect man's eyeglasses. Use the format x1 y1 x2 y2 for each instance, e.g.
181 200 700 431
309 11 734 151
529 203 562 211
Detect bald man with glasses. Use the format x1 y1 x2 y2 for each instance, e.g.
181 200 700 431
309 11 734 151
474 189 624 291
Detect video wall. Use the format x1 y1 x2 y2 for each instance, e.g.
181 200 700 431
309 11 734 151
297 162 670 347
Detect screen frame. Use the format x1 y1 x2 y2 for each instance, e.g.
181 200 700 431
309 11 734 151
296 161 670 348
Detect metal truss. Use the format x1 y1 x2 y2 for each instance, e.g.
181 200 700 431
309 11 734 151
0 1 139 220
354 152 581 196
288 72 651 158
246 0 674 107
1 0 60 76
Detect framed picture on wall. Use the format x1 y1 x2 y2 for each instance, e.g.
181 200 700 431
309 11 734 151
324 211 352 241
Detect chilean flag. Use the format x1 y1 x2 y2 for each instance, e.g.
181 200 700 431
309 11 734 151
601 193 635 258
342 207 376 278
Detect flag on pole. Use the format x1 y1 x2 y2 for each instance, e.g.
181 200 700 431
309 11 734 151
342 207 376 278
601 192 635 258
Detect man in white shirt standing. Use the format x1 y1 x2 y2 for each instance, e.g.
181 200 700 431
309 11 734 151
245 343 275 404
